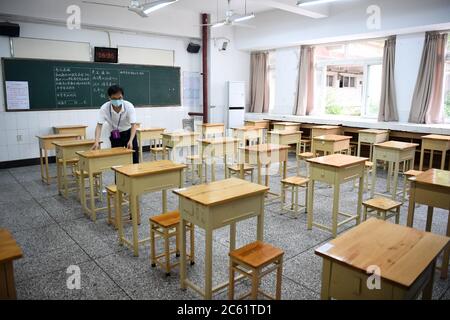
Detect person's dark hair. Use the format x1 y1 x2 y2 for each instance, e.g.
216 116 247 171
107 85 124 97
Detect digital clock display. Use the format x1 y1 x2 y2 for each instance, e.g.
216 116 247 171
94 47 118 63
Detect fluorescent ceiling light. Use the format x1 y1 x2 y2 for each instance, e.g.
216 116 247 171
297 0 340 6
142 0 178 14
233 13 255 23
212 21 226 28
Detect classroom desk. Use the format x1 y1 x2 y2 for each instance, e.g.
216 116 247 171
240 144 290 193
161 131 200 162
199 137 239 182
272 122 301 132
371 141 419 201
244 119 270 129
313 135 351 156
174 178 269 299
311 125 342 151
419 134 450 171
407 169 450 279
36 134 81 184
53 139 97 198
136 127 165 163
357 129 389 160
113 160 186 256
307 154 367 238
53 125 87 139
0 229 23 300
199 123 225 138
77 148 134 222
233 126 265 147
267 130 302 152
316 218 449 300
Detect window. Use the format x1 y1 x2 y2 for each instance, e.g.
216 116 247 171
444 36 450 122
315 39 384 117
327 75 334 87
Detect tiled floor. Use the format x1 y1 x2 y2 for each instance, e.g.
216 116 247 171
1 154 449 300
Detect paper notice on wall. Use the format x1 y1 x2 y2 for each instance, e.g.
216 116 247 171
5 81 30 110
183 72 201 108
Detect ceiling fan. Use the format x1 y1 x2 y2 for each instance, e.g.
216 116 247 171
202 0 256 29
81 0 179 17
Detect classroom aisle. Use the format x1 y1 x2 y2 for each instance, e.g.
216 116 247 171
1 155 449 300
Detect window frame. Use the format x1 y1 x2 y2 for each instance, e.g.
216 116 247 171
444 44 450 123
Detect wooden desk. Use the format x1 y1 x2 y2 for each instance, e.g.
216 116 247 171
174 178 269 299
0 229 23 299
268 131 302 152
113 160 186 256
36 134 81 184
407 169 450 279
307 154 367 237
199 123 225 138
240 144 290 193
371 141 419 201
419 134 450 171
311 125 342 151
244 119 270 129
233 126 265 147
313 135 351 156
316 218 449 300
161 132 200 162
199 137 239 182
136 128 165 163
76 148 134 222
357 129 389 160
53 139 97 198
272 122 301 132
53 125 88 139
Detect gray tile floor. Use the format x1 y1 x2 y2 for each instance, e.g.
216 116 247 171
1 154 449 300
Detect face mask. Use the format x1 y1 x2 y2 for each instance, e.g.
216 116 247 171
111 99 123 107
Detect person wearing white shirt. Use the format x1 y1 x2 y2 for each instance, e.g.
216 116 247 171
92 85 139 163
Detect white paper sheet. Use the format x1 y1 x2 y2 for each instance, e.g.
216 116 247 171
5 81 30 110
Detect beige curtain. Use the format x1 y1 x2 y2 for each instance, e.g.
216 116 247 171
378 36 399 121
249 52 270 113
409 32 448 124
293 46 315 116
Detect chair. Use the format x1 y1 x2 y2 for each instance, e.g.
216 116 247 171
402 170 424 202
227 164 254 182
362 197 402 224
280 176 309 218
296 152 314 176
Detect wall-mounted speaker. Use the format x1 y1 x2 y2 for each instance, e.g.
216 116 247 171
0 22 20 37
187 42 201 54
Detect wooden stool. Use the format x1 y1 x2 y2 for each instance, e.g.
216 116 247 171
150 146 169 161
227 164 254 182
106 185 135 229
402 170 424 202
75 170 103 201
296 152 314 176
0 229 23 299
362 197 402 224
150 211 195 276
281 176 309 218
228 241 284 300
186 155 207 183
300 139 311 153
56 157 79 196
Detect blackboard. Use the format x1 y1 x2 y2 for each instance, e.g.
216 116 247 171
2 58 181 111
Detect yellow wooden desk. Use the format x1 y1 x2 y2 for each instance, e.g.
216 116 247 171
199 137 239 182
112 160 186 256
0 229 23 300
36 134 81 184
272 122 301 132
77 148 134 222
419 134 450 171
53 139 97 198
313 134 352 156
357 129 389 160
371 141 419 201
136 128 166 163
199 123 225 138
307 154 367 238
161 131 200 161
53 125 87 139
407 169 450 279
240 143 290 190
268 131 302 152
233 126 265 147
316 218 449 300
174 178 269 299
244 119 270 129
311 125 342 151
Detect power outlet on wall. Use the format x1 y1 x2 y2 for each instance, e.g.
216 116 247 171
16 135 23 142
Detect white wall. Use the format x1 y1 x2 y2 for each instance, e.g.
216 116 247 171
272 48 299 115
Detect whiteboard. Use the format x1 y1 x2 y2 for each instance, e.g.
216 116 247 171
118 46 173 66
13 38 91 61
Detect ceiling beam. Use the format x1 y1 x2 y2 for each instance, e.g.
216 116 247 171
250 0 329 19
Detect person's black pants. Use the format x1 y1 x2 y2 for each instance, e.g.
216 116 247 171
110 128 139 164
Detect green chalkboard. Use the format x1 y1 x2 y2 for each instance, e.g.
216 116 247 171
2 58 181 111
